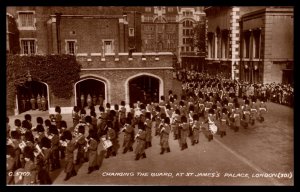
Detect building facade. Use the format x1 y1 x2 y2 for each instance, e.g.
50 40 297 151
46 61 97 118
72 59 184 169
239 7 294 84
177 6 206 71
204 6 294 83
6 6 175 114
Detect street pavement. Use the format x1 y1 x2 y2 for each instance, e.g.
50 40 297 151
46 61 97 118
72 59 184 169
8 100 294 186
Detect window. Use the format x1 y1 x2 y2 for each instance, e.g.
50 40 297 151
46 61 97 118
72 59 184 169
21 39 36 55
157 25 163 33
243 31 251 58
18 11 35 30
145 7 151 12
129 28 134 36
66 40 76 55
103 40 114 54
167 7 174 12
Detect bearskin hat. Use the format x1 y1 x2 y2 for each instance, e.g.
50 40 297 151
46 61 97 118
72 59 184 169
155 106 161 112
7 145 15 157
160 113 167 119
23 146 34 160
189 105 195 112
166 104 171 110
181 115 187 123
41 137 51 149
21 120 31 130
145 112 151 119
235 103 240 108
121 101 125 106
164 117 170 124
14 119 21 127
49 125 58 135
208 108 215 114
36 117 43 125
24 114 32 121
36 125 45 133
222 108 228 114
24 131 34 142
55 106 61 113
245 100 250 105
193 114 199 121
138 121 145 130
62 130 72 141
78 125 85 134
11 130 21 139
45 119 51 127
60 121 67 129
85 116 92 123
106 103 111 109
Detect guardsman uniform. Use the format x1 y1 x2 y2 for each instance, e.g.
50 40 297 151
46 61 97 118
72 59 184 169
134 126 146 160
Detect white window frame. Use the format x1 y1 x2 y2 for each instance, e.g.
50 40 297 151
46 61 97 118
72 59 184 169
145 7 151 12
129 28 135 37
167 7 174 12
20 38 37 55
65 39 77 55
102 39 114 54
17 11 36 30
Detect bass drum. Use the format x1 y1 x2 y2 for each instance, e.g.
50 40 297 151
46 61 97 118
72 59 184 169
209 123 218 135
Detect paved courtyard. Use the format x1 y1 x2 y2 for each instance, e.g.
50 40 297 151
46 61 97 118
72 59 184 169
8 98 294 186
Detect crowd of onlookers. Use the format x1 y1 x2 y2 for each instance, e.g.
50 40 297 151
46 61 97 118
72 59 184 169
174 69 294 108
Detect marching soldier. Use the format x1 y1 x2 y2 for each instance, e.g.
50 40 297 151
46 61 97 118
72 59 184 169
179 115 189 150
134 121 147 160
144 112 152 149
105 122 117 158
41 95 47 111
191 114 201 145
30 95 36 110
48 125 60 171
23 146 37 184
37 94 42 111
219 108 229 137
86 130 99 174
6 145 16 184
159 117 171 154
61 131 77 181
121 118 134 154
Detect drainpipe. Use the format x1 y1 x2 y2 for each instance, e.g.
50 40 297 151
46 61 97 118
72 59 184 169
55 13 62 54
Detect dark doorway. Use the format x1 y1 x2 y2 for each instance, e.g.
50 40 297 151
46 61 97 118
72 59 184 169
76 79 105 108
17 81 48 113
129 75 159 105
282 69 293 85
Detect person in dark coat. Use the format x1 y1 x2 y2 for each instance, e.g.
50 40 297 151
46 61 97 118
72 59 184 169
37 137 52 184
6 145 16 185
87 130 98 174
134 122 146 160
61 131 77 181
145 112 152 148
160 117 171 154
121 118 134 154
191 114 201 145
72 106 80 128
48 125 60 171
179 115 189 150
75 125 87 164
23 146 37 185
55 106 62 130
105 122 117 158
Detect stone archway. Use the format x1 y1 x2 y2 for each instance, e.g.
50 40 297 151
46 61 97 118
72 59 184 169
16 81 50 114
74 75 110 108
125 73 164 105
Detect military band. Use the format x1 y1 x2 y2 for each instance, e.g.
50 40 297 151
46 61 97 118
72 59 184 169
7 73 273 185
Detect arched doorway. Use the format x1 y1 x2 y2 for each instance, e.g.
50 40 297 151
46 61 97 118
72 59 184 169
128 75 160 105
16 81 49 113
75 78 106 109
